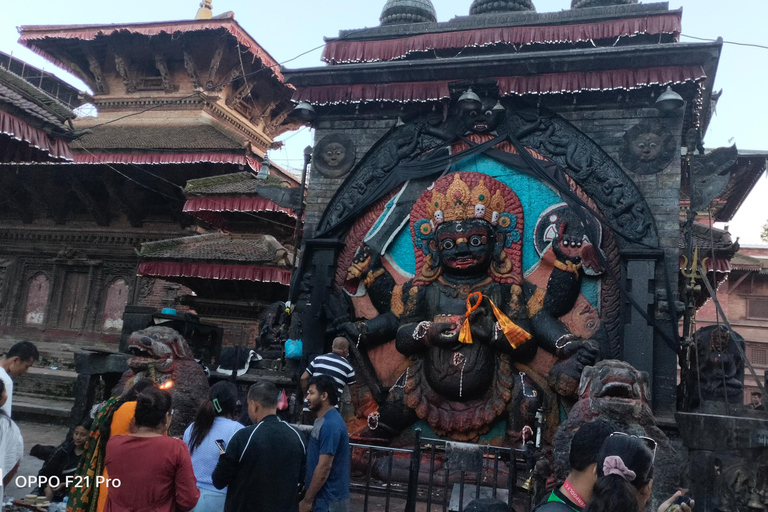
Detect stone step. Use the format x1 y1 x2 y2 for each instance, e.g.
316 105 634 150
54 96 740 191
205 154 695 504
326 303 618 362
0 337 85 370
14 367 78 399
13 394 74 425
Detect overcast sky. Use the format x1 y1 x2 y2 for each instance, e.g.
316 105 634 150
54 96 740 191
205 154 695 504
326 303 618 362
2 0 766 243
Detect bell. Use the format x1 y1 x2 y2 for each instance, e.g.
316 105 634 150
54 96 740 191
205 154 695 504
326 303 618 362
458 87 482 111
257 154 271 180
293 101 316 121
655 86 685 112
522 475 534 491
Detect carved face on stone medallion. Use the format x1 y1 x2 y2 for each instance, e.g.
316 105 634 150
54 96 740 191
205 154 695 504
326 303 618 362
435 219 494 277
322 142 347 168
313 134 356 178
619 121 676 175
631 133 663 162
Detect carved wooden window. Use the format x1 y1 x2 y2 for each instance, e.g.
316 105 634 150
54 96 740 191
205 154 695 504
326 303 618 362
24 274 50 325
136 62 164 91
56 272 89 329
747 298 768 320
102 279 129 332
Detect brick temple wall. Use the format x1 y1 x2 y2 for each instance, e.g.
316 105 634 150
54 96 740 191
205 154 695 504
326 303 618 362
304 118 396 236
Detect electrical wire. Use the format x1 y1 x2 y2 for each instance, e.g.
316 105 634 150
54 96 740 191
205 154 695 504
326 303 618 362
681 34 768 51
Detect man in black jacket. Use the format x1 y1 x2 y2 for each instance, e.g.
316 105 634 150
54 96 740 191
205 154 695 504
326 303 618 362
213 381 306 512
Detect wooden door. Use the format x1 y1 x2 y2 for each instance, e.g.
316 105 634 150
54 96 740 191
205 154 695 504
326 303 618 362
57 272 89 329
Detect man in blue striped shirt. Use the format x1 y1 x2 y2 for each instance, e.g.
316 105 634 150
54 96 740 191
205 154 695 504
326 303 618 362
300 338 356 421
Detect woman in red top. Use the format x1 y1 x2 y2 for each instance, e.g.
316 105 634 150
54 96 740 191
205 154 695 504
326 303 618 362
104 387 199 512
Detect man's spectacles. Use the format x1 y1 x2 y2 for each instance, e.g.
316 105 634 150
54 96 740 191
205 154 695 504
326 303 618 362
609 432 657 462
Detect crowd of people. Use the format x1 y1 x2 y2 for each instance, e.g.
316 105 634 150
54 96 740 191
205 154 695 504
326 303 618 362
60 373 345 512
0 338 699 512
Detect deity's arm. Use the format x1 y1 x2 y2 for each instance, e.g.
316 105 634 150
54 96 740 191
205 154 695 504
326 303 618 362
523 282 594 361
394 282 432 355
541 246 583 318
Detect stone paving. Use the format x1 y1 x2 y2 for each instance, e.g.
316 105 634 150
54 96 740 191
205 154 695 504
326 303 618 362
4 421 69 502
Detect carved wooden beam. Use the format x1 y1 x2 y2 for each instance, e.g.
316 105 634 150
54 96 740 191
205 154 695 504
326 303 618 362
154 54 176 93
206 40 226 90
0 171 34 224
68 175 111 226
103 175 144 228
113 50 137 93
85 53 109 94
183 50 201 89
226 81 252 108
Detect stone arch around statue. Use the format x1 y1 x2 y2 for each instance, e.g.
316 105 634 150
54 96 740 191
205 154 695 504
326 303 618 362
315 99 659 252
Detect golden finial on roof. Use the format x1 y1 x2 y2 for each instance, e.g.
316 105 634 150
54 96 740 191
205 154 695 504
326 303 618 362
195 0 213 19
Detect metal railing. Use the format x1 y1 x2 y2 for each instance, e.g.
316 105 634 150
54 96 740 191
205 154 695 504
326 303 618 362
348 429 531 512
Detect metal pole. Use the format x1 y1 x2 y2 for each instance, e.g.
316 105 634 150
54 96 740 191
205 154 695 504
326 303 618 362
405 428 422 512
290 146 311 296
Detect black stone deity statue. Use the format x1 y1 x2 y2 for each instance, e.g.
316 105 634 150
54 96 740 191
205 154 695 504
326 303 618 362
349 172 602 443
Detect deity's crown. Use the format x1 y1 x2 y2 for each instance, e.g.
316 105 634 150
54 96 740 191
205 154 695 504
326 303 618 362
426 174 505 224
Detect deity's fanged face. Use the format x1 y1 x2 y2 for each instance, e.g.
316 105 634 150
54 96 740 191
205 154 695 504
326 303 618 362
631 133 663 162
436 218 494 275
461 97 505 134
322 142 347 167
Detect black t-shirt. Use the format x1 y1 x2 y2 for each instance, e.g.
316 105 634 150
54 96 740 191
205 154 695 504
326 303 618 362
212 415 306 512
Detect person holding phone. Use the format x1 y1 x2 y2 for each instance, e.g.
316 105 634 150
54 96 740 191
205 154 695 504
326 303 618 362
184 382 243 512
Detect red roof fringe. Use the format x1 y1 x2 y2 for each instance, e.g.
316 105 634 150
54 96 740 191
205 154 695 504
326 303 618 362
0 109 73 161
71 152 262 170
495 66 706 95
323 13 681 64
293 81 451 105
19 19 285 82
183 197 297 218
137 261 291 285
292 66 706 105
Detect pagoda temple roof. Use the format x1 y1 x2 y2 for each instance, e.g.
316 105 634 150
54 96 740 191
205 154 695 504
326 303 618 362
680 150 768 223
730 252 768 275
18 13 285 82
0 53 80 162
710 151 768 223
181 172 300 229
137 232 292 286
333 2 675 42
323 3 681 64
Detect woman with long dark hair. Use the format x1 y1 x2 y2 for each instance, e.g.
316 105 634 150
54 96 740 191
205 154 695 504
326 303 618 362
586 433 694 512
104 387 199 512
183 381 242 512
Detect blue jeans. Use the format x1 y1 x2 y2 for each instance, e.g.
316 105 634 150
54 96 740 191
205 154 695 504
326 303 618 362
191 488 227 512
312 498 350 512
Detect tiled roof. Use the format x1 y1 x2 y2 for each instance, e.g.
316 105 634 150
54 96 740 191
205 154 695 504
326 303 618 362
0 66 74 133
71 124 245 151
139 232 291 266
678 222 737 254
184 172 284 194
731 252 768 274
184 172 302 209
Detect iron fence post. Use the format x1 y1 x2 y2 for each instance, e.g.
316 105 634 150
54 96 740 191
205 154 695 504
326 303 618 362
405 428 422 512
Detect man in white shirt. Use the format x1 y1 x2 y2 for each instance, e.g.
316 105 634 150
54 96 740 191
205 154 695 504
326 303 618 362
0 378 24 500
0 341 39 417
